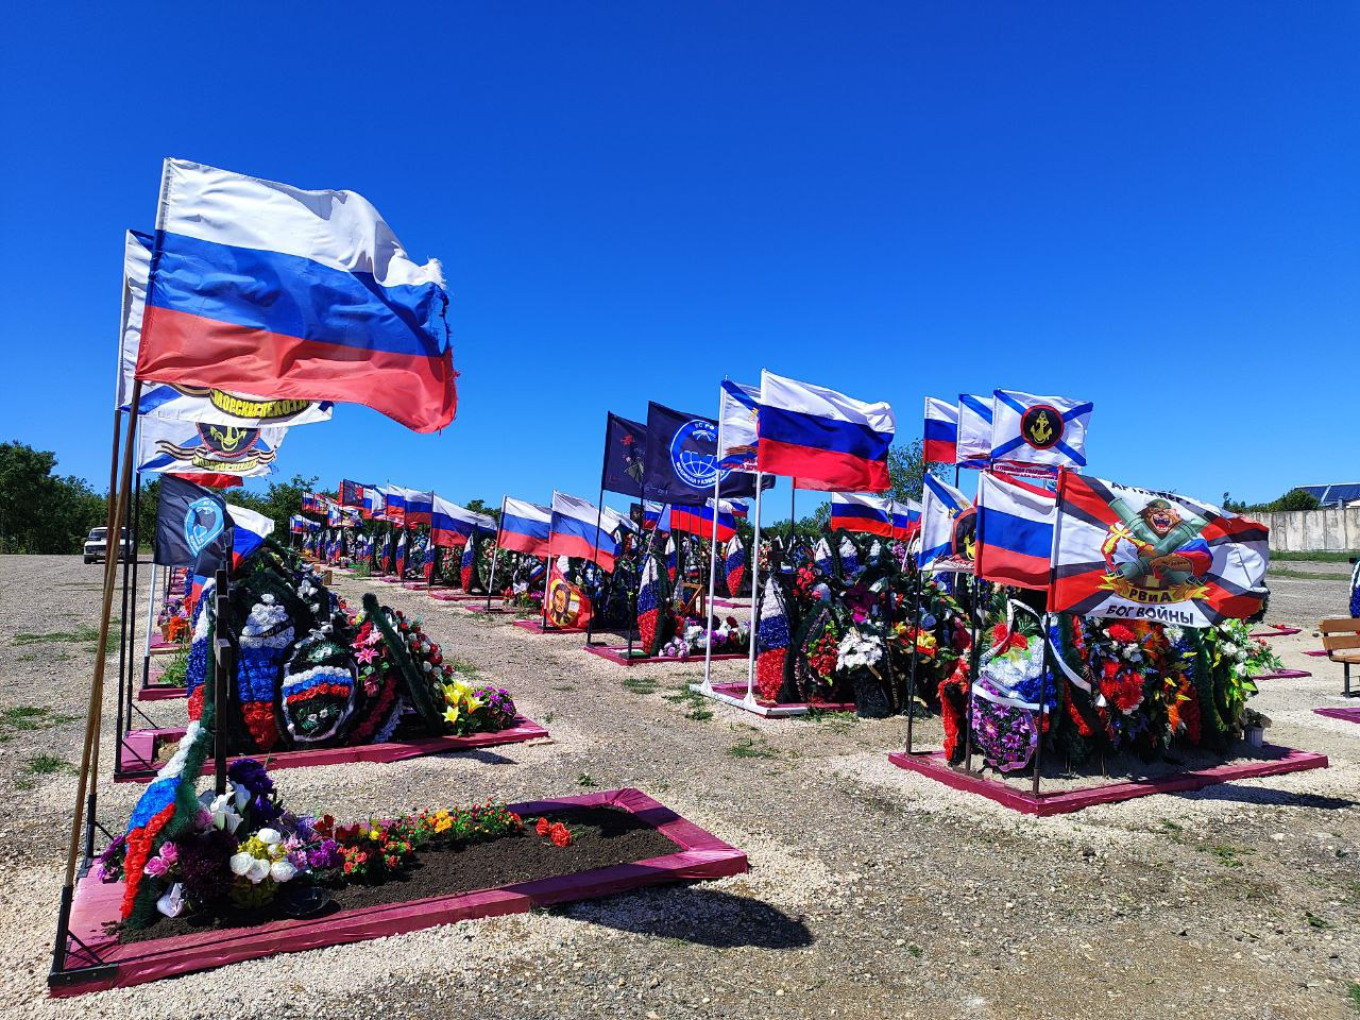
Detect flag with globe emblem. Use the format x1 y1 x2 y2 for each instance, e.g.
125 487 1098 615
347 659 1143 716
640 401 769 506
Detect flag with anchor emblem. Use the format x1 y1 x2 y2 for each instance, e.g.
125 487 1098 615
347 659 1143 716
989 389 1093 476
137 415 287 477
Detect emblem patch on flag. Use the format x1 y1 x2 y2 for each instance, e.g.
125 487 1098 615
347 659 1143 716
1020 404 1063 450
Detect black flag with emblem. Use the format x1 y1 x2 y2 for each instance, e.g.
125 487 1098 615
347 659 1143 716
154 475 233 575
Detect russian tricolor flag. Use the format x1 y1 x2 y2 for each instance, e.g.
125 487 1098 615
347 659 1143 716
431 496 495 548
923 397 959 465
379 486 407 524
975 473 1056 591
548 492 631 573
498 498 552 557
891 498 922 541
830 493 893 538
405 489 434 527
670 499 741 543
226 503 274 568
134 159 456 433
756 371 895 492
642 501 670 532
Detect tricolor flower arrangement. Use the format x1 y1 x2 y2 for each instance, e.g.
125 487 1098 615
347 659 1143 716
724 535 746 598
636 552 672 657
236 595 294 752
754 576 791 703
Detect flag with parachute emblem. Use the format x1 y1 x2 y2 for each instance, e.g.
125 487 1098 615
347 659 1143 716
1049 472 1268 627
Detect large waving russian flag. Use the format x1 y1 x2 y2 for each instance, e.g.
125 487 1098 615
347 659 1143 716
498 498 551 557
756 371 895 492
830 493 893 537
134 159 456 433
548 492 630 573
431 496 495 548
974 472 1056 590
923 397 959 465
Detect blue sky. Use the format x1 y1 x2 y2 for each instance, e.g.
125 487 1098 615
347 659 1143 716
2 2 1357 524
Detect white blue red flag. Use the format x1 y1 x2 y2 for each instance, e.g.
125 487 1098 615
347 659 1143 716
548 492 630 573
830 493 893 538
364 486 386 519
990 390 1093 475
1050 472 1268 627
642 500 671 532
378 485 407 524
891 498 922 541
431 496 495 548
717 380 761 473
117 230 334 427
404 490 434 527
134 159 456 433
975 473 1056 591
757 371 895 492
923 397 958 465
670 499 741 543
497 498 552 557
918 474 972 569
138 417 286 478
956 393 993 468
226 503 276 567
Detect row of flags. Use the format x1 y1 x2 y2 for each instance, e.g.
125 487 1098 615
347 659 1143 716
828 493 921 541
923 390 1093 475
917 467 1267 628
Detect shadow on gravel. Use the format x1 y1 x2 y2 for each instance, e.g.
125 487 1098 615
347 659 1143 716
438 749 520 765
1178 785 1357 811
560 888 813 949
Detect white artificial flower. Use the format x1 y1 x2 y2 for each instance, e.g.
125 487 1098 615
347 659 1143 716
246 857 271 884
207 793 243 834
230 851 255 877
269 859 298 883
156 883 186 918
256 827 282 845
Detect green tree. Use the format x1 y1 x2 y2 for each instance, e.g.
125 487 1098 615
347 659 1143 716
227 473 319 536
887 438 936 504
0 441 107 553
463 498 500 523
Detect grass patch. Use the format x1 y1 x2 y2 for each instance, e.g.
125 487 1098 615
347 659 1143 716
907 944 924 959
1268 568 1353 581
1272 550 1359 563
728 737 779 760
446 658 481 681
663 689 713 721
576 772 598 788
0 705 80 741
1199 844 1254 869
542 710 556 725
158 647 190 688
551 684 577 692
622 674 660 696
1305 910 1333 931
1346 981 1360 1011
26 754 74 775
13 626 103 646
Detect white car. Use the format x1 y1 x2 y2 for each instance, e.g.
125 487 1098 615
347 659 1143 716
84 527 134 564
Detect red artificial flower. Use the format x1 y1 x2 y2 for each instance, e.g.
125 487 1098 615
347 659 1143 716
535 817 551 837
549 822 572 847
1106 623 1137 644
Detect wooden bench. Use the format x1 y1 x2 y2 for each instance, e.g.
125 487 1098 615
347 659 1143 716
1320 618 1360 697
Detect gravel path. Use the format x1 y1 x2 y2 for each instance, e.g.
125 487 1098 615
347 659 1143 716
1 556 1358 1019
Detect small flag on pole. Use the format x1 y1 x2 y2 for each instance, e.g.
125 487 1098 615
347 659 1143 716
923 397 958 465
974 473 1056 591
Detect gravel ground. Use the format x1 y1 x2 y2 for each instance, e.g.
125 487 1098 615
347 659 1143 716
1 555 1358 1020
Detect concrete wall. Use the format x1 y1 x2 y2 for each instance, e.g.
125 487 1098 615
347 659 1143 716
1257 506 1360 553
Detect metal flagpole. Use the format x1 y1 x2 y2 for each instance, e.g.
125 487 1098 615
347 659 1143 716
583 487 606 646
541 496 554 632
627 486 644 659
141 560 158 691
1033 612 1051 798
702 397 726 694
963 574 983 774
905 566 924 754
743 474 765 703
486 496 505 612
